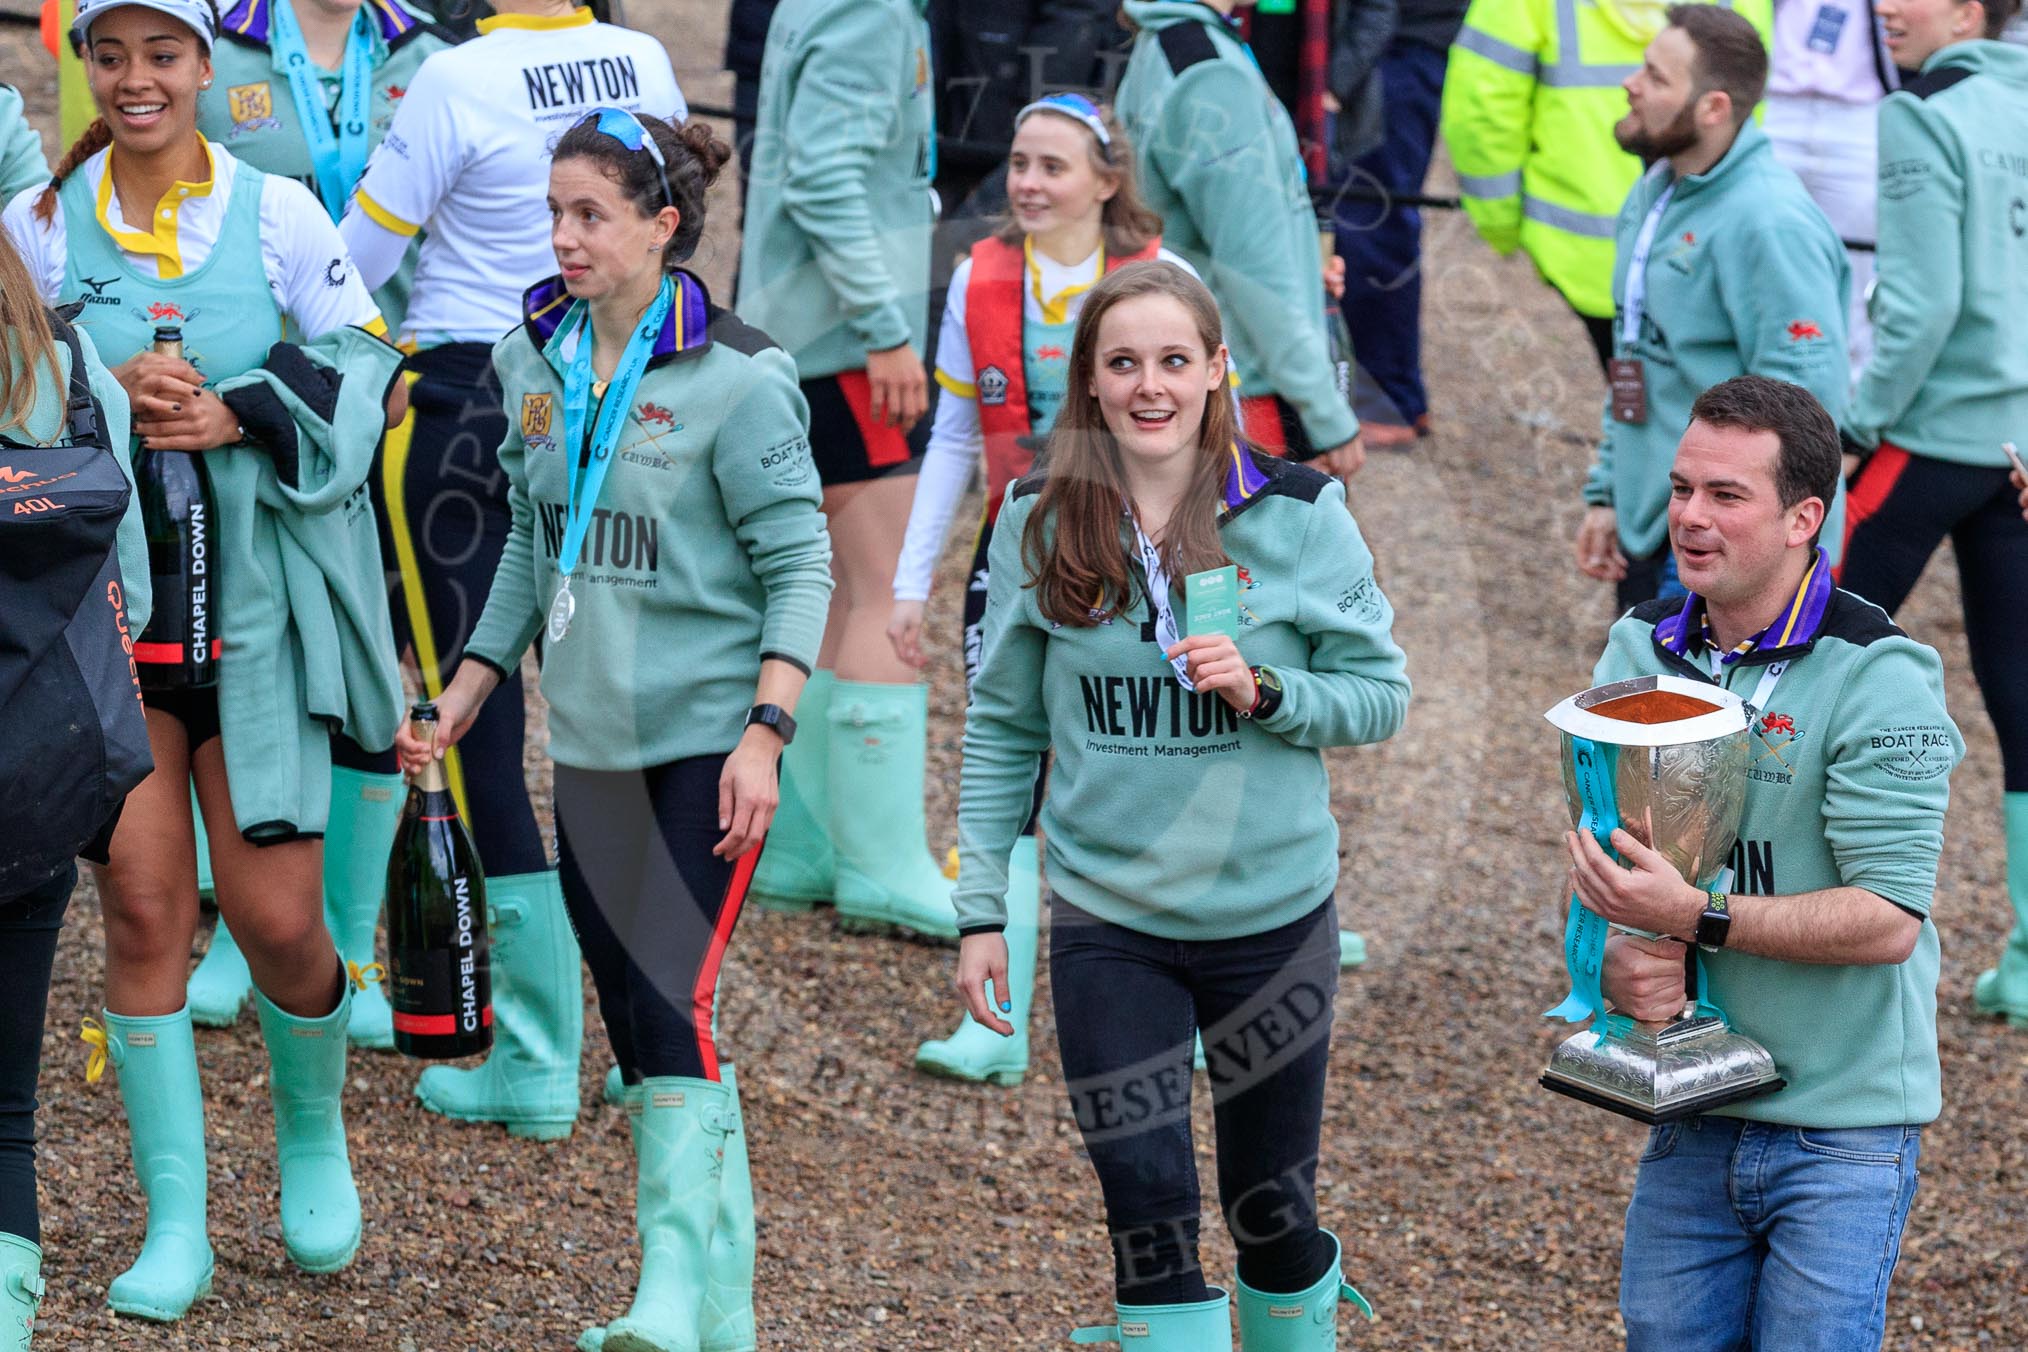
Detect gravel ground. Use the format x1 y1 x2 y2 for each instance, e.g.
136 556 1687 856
5 7 2025 1348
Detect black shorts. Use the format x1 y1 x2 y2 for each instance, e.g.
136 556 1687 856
141 685 221 749
802 371 928 485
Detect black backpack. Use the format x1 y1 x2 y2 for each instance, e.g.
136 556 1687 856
0 314 154 895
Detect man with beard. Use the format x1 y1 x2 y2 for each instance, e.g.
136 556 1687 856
1575 4 1850 611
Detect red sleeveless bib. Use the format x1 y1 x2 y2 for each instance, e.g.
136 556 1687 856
963 235 1162 521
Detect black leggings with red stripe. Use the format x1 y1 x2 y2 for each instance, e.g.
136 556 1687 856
1841 445 2028 792
552 754 753 1083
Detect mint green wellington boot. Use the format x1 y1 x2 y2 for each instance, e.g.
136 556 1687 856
1974 792 2028 1027
187 790 252 1027
325 767 406 1051
578 1067 752 1352
827 681 959 942
1233 1231 1373 1351
586 1077 735 1352
915 836 1038 1085
749 670 834 910
1072 1289 1233 1349
255 984 361 1273
700 1065 755 1352
95 1007 214 1320
1338 932 1367 969
417 871 583 1140
186 918 253 1027
1 1234 43 1351
605 1065 628 1106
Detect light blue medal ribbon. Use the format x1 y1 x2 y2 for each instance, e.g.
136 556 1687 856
270 0 375 223
1545 736 1632 1040
548 277 676 644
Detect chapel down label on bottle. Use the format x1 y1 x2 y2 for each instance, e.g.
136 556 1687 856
132 326 219 691
387 702 493 1058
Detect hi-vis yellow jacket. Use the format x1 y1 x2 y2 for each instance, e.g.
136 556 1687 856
1440 0 1772 318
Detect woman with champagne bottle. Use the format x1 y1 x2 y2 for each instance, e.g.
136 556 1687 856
397 111 830 1352
174 0 453 1047
2 0 404 1320
338 0 686 1141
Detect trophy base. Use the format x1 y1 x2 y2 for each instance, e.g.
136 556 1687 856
1541 1016 1786 1125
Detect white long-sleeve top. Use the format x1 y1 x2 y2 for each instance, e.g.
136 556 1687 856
894 241 1200 601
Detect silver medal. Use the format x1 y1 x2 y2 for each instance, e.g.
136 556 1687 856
547 579 575 643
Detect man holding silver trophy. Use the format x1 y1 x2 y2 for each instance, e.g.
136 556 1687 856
1556 376 1963 1348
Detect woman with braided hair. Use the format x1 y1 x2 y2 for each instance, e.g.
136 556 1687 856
174 0 454 1047
3 0 405 1319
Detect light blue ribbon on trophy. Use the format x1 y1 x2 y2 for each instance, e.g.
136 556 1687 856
547 275 676 644
1545 735 1634 1040
270 0 376 223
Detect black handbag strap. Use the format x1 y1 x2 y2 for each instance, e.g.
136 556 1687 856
51 310 106 447
0 308 108 451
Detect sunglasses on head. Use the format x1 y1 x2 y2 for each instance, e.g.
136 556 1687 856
574 106 675 212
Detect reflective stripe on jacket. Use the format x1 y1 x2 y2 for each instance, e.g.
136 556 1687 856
1440 0 1772 316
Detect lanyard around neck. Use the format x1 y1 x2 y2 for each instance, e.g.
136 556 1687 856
557 278 675 581
1126 508 1195 690
1709 645 1789 717
1620 179 1677 348
270 0 375 223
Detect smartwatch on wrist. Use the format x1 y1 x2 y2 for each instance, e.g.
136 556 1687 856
745 703 797 746
1243 665 1283 721
1695 889 1731 952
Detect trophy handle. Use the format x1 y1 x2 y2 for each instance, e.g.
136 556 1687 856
1682 941 1702 1022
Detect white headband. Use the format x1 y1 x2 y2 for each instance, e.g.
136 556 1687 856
72 0 218 50
1015 95 1112 149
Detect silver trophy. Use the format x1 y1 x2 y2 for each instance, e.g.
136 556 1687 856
1540 675 1785 1123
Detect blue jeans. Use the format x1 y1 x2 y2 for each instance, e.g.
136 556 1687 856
1620 1117 1922 1352
1333 41 1448 427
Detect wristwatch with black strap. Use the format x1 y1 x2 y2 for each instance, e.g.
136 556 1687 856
745 703 797 746
1695 889 1731 952
1243 665 1283 721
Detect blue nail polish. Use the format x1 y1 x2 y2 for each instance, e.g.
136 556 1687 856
999 1000 1012 1012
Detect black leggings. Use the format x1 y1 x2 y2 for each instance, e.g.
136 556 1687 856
553 755 754 1082
1840 446 2028 792
376 342 547 876
1049 895 1341 1304
961 511 1046 834
0 863 74 1244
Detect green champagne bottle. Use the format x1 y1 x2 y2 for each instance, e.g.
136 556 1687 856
386 701 493 1058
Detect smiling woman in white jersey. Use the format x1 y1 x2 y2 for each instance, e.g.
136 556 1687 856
2 0 406 1321
333 0 683 1144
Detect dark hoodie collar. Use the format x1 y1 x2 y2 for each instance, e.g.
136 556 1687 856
220 0 418 47
1654 547 1834 668
1217 441 1273 520
522 269 714 374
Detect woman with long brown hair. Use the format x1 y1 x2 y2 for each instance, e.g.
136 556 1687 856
3 0 403 1321
0 219 150 1346
950 261 1409 1350
889 95 1190 1089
